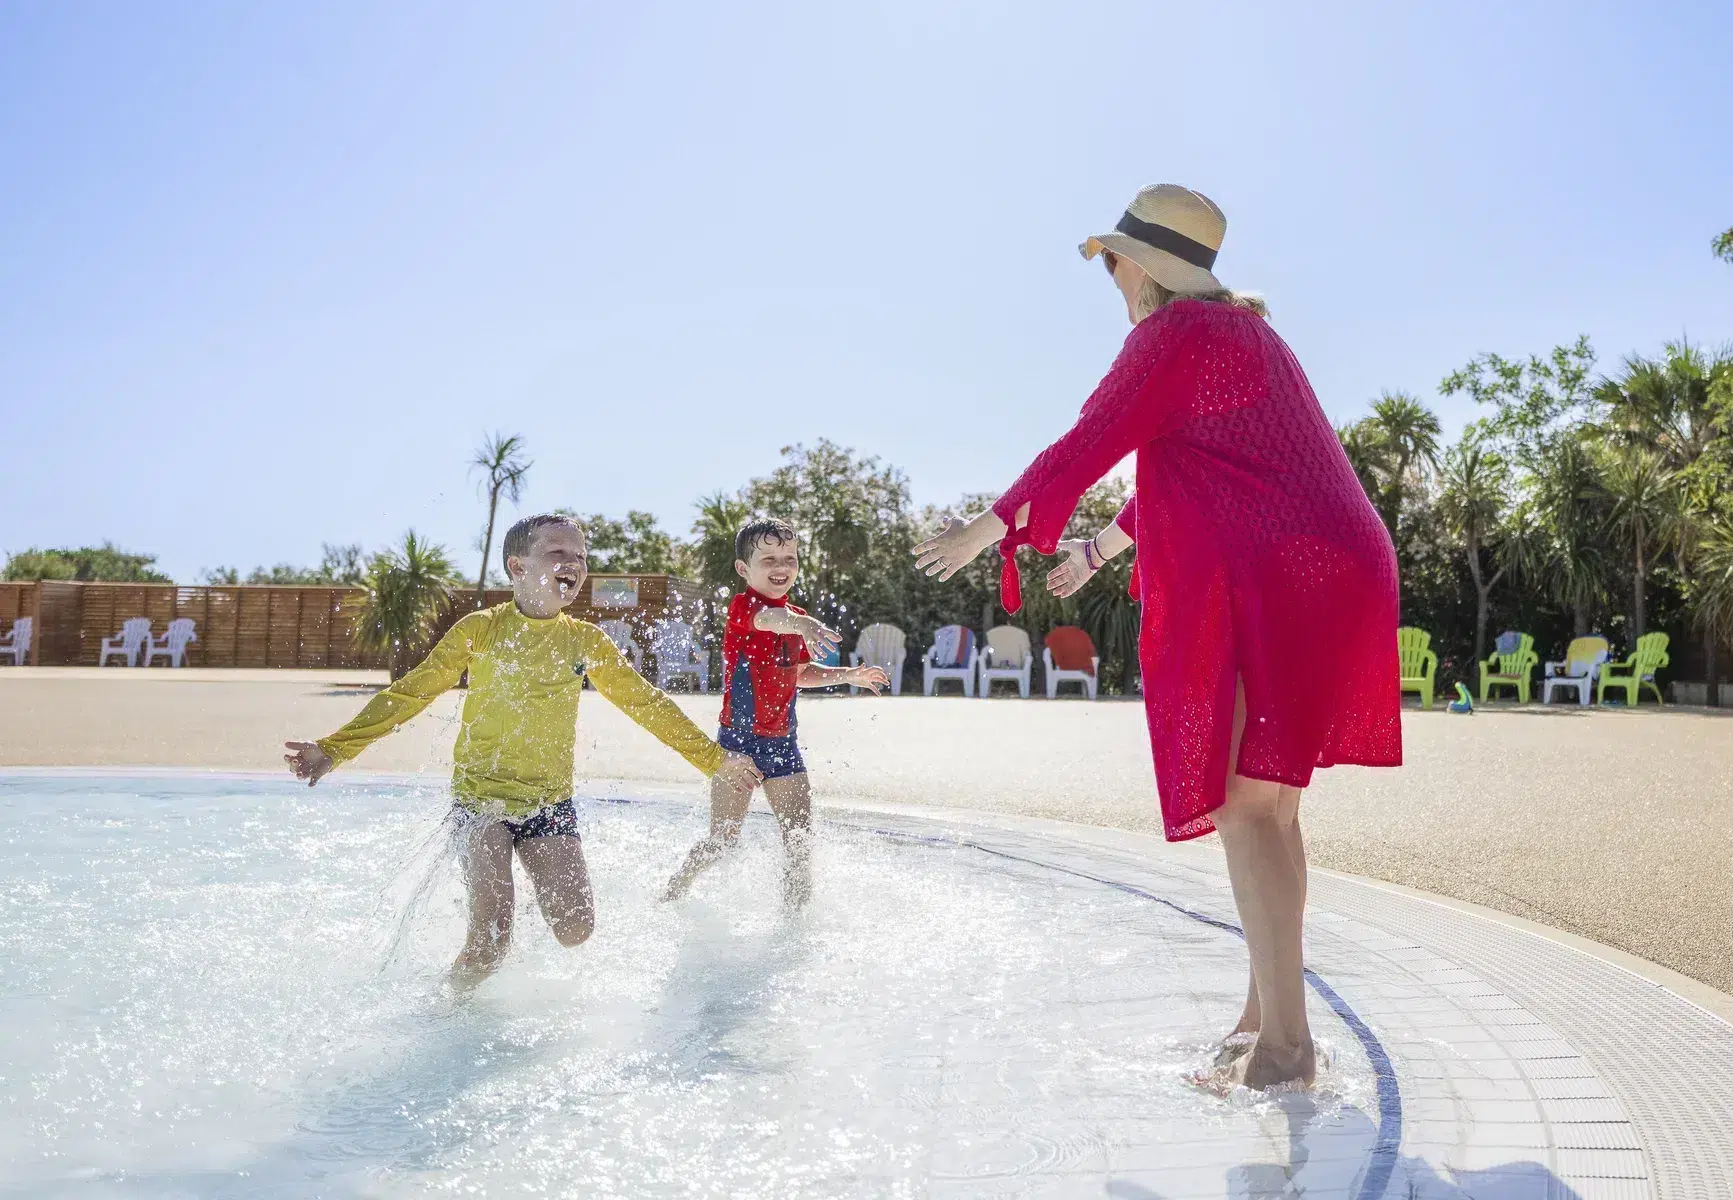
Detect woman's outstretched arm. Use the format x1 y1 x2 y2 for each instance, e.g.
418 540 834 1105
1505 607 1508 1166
1045 518 1134 598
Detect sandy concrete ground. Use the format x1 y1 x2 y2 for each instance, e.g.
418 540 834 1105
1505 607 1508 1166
3 667 1731 993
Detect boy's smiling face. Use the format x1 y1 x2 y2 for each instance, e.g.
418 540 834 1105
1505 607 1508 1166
736 534 798 600
508 525 588 617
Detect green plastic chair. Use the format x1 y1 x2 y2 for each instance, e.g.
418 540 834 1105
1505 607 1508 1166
1479 632 1539 703
1397 627 1437 709
1597 632 1670 706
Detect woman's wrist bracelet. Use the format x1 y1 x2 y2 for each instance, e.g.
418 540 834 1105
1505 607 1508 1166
1084 538 1102 571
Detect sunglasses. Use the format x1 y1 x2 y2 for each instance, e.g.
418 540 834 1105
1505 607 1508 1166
1101 249 1120 277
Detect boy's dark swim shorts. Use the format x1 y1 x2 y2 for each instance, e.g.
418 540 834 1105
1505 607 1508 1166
718 728 807 780
452 797 581 843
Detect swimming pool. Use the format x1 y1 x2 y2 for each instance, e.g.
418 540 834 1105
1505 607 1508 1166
2 772 1402 1197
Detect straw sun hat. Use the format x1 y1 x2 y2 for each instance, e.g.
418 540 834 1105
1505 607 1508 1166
1079 183 1224 293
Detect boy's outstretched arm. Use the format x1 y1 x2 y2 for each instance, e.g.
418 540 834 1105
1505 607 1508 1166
583 630 761 790
797 663 890 693
283 611 483 787
753 606 841 660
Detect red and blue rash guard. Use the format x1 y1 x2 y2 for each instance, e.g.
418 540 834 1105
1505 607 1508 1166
719 588 811 738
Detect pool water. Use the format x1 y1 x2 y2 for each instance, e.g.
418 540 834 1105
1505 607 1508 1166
1 773 1383 1197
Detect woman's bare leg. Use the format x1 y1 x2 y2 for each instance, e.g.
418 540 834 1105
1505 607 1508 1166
1226 788 1306 1044
661 771 756 900
451 820 516 988
763 772 813 907
516 834 595 947
1213 774 1315 1090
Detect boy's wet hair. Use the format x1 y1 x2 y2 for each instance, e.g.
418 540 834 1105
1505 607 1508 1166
735 518 799 563
502 514 583 572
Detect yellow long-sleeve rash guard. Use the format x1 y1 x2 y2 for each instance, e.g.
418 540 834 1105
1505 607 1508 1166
317 602 725 817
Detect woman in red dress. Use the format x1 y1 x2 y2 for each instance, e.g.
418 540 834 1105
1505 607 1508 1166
914 184 1401 1091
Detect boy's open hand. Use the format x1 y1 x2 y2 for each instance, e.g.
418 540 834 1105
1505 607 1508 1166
714 751 764 792
847 665 891 694
790 613 842 660
284 741 334 787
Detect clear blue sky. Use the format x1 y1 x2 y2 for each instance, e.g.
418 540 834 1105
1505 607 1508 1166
3 1 1730 583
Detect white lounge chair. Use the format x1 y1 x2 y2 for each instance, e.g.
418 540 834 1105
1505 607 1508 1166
1043 626 1100 700
923 625 979 697
597 619 643 672
143 618 198 668
0 617 30 666
978 625 1033 698
1542 635 1610 706
99 617 153 667
850 623 907 696
651 619 709 691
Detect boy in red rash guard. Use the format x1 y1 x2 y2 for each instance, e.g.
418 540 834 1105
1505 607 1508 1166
662 518 890 905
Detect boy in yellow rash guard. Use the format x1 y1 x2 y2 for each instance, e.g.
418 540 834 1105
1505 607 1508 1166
284 514 761 987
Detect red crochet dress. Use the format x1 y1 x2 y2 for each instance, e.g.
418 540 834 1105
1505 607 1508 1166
992 299 1401 840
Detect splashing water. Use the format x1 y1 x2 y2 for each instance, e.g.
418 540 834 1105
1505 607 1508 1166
0 773 1380 1197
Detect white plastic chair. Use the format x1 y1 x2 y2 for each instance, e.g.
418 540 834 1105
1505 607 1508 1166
597 619 642 671
922 625 979 697
99 617 153 667
850 623 907 696
143 618 198 668
1542 635 1610 706
0 617 31 666
977 625 1033 698
651 619 709 691
1043 627 1100 700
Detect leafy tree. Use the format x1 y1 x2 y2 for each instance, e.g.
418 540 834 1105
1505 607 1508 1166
202 543 367 587
1440 336 1599 471
1715 227 1733 265
470 433 531 607
1436 437 1514 662
356 531 458 679
577 511 679 575
3 543 172 583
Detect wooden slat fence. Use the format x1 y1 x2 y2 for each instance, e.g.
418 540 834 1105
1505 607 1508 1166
2 576 706 671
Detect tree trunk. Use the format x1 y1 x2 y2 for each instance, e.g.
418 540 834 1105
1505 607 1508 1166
1572 603 1589 638
1474 590 1490 665
1632 527 1646 638
475 489 501 609
1706 628 1721 708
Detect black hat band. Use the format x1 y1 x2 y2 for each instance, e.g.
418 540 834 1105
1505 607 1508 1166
1114 212 1218 270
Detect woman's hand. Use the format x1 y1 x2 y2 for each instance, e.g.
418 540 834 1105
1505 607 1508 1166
1045 539 1100 598
912 512 1007 581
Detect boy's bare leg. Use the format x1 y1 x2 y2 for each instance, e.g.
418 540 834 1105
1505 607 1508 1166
763 772 813 907
452 820 516 989
661 770 756 900
516 834 595 947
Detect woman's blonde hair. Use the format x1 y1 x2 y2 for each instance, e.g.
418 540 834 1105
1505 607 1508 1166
1135 274 1268 322
1106 250 1267 322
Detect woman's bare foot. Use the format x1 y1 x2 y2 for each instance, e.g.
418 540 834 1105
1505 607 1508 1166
1189 1035 1315 1096
1230 1036 1316 1092
1212 1030 1258 1068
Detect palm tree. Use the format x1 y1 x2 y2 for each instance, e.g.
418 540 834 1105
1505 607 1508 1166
689 491 754 594
1506 432 1613 636
1692 516 1733 696
1336 419 1393 505
469 433 531 607
1598 342 1733 691
357 531 458 679
1601 448 1671 639
1366 391 1442 545
1437 438 1513 663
